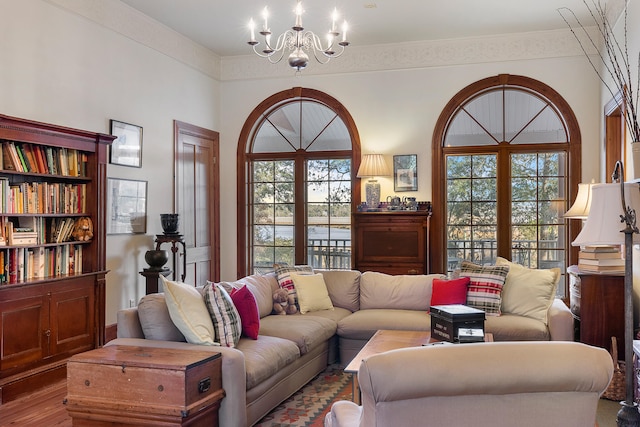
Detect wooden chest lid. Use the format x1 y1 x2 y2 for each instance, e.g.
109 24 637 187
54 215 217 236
68 345 221 370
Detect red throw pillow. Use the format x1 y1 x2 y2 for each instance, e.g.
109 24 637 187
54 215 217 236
230 285 260 340
430 277 470 306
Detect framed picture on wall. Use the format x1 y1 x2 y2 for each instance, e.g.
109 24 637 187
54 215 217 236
107 178 147 234
110 119 143 167
393 154 418 192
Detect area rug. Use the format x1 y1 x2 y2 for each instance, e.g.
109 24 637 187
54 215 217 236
254 365 353 427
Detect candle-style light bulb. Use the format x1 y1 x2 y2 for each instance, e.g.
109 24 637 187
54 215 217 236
262 7 269 31
294 1 303 28
341 21 348 42
331 8 338 32
249 18 256 42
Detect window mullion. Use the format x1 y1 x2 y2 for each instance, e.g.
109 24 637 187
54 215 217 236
294 152 306 265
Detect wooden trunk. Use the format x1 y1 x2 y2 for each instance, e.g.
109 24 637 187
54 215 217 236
65 345 224 426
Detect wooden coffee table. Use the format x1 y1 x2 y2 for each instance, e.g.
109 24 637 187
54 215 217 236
344 330 493 403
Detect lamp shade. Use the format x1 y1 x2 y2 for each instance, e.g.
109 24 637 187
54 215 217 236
564 182 593 219
572 182 640 246
356 154 391 178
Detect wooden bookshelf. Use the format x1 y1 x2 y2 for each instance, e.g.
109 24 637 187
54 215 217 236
0 114 114 404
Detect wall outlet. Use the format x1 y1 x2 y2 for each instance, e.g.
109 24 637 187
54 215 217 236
129 299 136 308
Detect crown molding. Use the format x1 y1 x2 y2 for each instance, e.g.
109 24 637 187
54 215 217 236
221 28 599 81
46 0 221 80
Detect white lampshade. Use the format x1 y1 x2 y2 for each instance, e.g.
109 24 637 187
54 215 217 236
564 182 593 219
356 154 391 178
572 182 640 247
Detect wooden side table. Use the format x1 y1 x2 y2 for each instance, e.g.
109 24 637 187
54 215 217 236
65 345 224 426
568 265 624 356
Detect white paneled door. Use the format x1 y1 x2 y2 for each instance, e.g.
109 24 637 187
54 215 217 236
174 121 220 285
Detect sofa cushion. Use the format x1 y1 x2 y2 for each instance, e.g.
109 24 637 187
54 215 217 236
204 282 242 347
161 276 217 345
430 277 470 307
291 273 334 314
302 306 353 324
231 273 279 319
274 264 313 305
259 314 337 354
236 335 301 390
496 257 560 325
337 309 431 340
360 272 445 310
484 313 550 341
137 293 186 342
460 261 510 316
318 270 361 312
230 285 260 339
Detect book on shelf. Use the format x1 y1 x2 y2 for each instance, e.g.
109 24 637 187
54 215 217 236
578 250 622 260
577 263 625 272
577 257 625 266
2 143 17 171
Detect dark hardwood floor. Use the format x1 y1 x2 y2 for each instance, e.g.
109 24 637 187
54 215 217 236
0 380 70 426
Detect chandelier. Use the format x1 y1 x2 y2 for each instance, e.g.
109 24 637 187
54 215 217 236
248 1 349 71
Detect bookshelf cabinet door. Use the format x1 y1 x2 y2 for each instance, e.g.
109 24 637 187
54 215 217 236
0 290 49 374
49 278 96 356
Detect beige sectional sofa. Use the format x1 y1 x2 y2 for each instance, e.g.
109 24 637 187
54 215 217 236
109 268 573 427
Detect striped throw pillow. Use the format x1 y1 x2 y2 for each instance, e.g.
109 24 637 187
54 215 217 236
460 261 510 316
204 282 242 347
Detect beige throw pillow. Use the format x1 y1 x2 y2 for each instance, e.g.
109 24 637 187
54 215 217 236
496 257 560 325
290 272 334 314
160 275 217 345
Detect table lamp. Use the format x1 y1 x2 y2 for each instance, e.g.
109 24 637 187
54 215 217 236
564 182 593 219
356 154 391 210
572 162 640 426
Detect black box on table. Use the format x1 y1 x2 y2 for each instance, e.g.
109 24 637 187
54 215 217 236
430 304 485 343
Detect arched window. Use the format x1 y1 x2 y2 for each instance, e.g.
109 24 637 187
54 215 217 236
237 88 361 277
431 75 581 297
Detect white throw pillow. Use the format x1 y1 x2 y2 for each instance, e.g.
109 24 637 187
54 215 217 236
290 272 334 314
496 257 560 324
160 275 217 345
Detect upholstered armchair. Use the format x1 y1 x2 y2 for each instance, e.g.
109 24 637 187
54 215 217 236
326 341 613 427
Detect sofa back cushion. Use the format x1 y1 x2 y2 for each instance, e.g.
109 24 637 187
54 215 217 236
137 293 186 342
317 269 361 312
229 272 279 318
360 272 446 310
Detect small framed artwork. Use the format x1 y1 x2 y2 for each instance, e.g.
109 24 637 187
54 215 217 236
107 178 147 234
110 119 143 167
393 154 418 192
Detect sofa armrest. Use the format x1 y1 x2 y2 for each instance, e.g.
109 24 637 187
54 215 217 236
547 299 574 341
325 400 362 427
116 308 144 339
106 338 248 427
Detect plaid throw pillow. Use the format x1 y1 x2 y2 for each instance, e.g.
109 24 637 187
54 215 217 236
274 264 313 305
204 282 242 347
460 261 510 316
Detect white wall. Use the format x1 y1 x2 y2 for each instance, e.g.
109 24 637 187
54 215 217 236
0 0 604 326
0 0 220 324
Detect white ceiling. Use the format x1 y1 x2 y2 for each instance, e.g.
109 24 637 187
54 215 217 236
118 0 606 58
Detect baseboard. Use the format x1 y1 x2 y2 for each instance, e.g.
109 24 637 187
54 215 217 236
105 323 117 343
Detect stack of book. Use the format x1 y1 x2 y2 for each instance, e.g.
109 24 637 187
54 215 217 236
577 245 625 273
